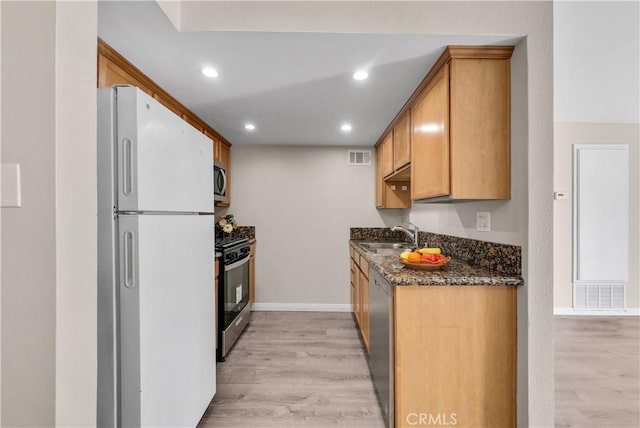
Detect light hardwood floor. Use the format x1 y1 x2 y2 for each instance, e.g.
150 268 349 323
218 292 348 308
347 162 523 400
555 316 640 428
199 311 385 428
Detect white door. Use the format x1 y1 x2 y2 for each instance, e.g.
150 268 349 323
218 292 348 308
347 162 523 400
119 214 216 427
115 86 213 213
573 144 629 309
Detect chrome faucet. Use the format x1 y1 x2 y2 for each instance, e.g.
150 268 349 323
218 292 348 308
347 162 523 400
391 223 420 248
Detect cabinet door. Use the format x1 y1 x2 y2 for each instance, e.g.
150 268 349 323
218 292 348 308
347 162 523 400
350 258 356 314
394 286 517 428
353 264 361 325
205 131 219 163
375 147 384 207
381 133 394 178
360 269 370 352
393 113 411 171
449 58 511 199
411 64 450 200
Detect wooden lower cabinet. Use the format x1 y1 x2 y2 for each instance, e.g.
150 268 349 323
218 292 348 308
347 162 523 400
349 245 370 352
359 269 370 351
394 285 517 428
249 242 256 305
352 260 361 325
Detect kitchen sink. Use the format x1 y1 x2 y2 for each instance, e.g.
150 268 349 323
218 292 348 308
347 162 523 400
358 242 413 254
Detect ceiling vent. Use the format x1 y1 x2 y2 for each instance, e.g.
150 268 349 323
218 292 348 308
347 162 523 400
347 150 372 166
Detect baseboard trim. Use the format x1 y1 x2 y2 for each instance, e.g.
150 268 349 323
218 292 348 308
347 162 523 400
554 307 640 316
251 303 351 312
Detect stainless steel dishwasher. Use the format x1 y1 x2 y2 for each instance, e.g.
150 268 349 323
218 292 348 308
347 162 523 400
369 268 394 428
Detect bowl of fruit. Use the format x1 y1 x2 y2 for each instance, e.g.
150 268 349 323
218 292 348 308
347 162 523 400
399 248 451 270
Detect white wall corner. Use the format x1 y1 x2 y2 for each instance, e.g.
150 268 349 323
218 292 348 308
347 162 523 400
54 1 98 426
156 0 181 31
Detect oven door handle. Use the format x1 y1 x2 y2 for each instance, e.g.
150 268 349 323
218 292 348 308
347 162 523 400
224 255 250 272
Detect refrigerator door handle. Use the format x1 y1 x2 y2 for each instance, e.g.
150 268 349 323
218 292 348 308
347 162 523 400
123 231 136 288
123 138 133 196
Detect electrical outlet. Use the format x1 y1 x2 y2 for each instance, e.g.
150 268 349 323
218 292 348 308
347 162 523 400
476 211 490 232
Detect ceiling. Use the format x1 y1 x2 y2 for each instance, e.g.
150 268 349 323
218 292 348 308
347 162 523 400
98 0 522 146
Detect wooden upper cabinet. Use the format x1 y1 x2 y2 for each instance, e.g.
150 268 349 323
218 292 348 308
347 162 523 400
375 143 411 209
381 133 394 178
375 147 384 208
204 130 218 161
411 64 450 200
449 57 511 199
393 112 411 171
98 53 152 95
410 46 513 201
182 112 203 133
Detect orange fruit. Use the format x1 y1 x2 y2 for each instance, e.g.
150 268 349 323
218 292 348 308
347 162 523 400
407 252 422 263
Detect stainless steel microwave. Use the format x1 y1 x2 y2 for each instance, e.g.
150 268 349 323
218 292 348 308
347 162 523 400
214 161 227 202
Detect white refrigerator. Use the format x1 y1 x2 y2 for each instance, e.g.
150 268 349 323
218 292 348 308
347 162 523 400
97 86 216 427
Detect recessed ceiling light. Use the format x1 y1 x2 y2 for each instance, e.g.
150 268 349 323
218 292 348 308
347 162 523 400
201 67 219 78
244 123 256 131
341 123 353 132
353 70 369 81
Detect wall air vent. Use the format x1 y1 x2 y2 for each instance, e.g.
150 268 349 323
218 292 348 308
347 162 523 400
347 150 372 166
574 282 626 310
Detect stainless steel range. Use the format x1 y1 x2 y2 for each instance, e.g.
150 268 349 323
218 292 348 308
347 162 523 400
216 237 251 361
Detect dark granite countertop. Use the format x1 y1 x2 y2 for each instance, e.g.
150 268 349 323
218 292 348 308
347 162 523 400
351 241 523 286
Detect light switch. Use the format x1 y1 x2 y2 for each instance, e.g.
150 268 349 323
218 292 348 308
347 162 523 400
476 211 490 232
1 164 22 208
554 191 569 200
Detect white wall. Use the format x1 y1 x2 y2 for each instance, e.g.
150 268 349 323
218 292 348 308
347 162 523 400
1 1 97 425
1 3 57 424
186 2 554 426
0 0 3 419
54 1 98 425
553 1 640 311
230 145 405 307
554 1 639 124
